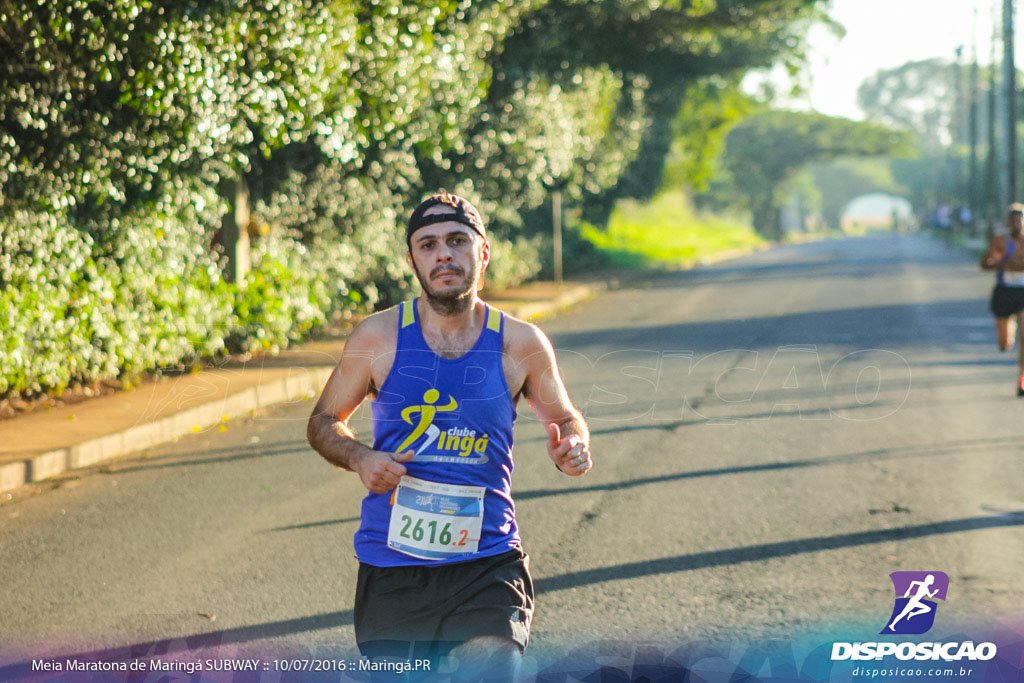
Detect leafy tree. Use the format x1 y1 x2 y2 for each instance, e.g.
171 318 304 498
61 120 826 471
0 0 340 215
856 58 963 151
492 0 832 224
723 109 912 239
663 77 756 192
0 0 840 397
807 158 906 229
855 57 1006 219
0 0 349 394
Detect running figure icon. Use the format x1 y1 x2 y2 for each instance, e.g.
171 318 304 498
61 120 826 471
396 389 459 453
888 574 939 631
881 570 949 635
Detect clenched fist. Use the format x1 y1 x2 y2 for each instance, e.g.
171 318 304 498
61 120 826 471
354 449 415 493
546 422 592 476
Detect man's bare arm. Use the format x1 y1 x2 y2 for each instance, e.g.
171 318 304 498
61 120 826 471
306 321 375 471
515 322 592 476
306 389 374 472
981 236 1006 270
306 318 413 493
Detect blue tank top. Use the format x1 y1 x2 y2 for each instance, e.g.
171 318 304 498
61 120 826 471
998 237 1018 286
353 298 520 567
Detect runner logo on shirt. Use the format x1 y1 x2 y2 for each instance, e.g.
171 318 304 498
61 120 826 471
396 389 490 464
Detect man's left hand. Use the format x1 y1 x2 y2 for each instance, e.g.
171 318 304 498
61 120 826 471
546 422 592 476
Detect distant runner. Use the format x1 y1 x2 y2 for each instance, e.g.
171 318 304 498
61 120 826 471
307 190 592 680
980 203 1024 395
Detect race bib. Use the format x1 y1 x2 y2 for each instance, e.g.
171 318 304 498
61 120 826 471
1004 271 1024 286
387 476 485 561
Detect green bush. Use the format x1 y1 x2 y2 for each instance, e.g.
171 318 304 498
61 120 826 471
0 180 235 394
0 0 828 399
484 236 544 293
226 238 332 355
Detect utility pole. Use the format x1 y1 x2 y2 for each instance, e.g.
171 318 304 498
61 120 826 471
544 177 567 284
970 10 981 235
221 174 251 285
552 188 563 284
1004 0 1017 202
952 45 965 237
987 0 1002 238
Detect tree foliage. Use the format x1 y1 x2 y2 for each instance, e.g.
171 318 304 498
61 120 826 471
664 77 756 192
856 58 962 151
806 158 906 230
0 0 831 397
722 109 912 238
494 0 829 222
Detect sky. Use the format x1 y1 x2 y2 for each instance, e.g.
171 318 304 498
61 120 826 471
777 0 1009 120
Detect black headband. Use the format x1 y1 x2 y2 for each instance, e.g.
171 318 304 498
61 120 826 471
407 192 486 246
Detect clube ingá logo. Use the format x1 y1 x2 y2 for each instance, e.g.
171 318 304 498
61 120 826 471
880 571 949 635
396 389 492 463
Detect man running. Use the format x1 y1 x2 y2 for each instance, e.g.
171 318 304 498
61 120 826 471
981 203 1024 395
307 190 592 680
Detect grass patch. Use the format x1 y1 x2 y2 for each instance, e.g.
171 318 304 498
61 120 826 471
578 191 764 269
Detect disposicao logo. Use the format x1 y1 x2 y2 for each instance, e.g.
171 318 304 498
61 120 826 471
830 571 998 663
880 571 949 635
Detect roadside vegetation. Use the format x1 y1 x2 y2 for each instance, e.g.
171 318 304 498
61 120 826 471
575 192 763 270
0 0 915 403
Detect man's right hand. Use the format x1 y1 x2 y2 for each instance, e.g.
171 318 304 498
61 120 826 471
353 450 415 494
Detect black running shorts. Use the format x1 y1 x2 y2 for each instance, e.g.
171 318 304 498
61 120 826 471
353 546 534 660
990 284 1024 317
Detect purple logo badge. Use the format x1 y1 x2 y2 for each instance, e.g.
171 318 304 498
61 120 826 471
880 571 949 635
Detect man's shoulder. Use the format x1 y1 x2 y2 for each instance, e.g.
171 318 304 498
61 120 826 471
497 309 551 357
346 304 401 350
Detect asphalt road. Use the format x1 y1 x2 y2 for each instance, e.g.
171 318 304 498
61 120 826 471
1 232 1022 676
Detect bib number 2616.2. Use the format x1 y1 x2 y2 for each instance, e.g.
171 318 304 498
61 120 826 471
387 476 485 561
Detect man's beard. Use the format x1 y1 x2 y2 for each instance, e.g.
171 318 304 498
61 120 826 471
413 262 480 315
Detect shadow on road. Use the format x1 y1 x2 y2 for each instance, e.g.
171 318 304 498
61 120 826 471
628 234 976 290
263 517 361 532
548 299 989 353
93 440 311 476
515 435 1024 502
533 512 1024 595
513 401 904 442
7 509 1018 676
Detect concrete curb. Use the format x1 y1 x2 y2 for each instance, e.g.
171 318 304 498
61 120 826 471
499 283 597 321
0 283 600 494
0 368 333 494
